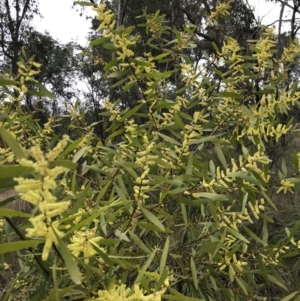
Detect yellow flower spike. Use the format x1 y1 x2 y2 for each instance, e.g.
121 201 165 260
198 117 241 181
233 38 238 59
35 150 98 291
95 284 166 301
13 137 70 260
276 179 295 194
68 228 103 263
46 135 69 162
14 178 42 192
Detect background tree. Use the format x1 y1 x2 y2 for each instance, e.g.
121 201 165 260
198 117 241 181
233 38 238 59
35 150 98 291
0 0 40 75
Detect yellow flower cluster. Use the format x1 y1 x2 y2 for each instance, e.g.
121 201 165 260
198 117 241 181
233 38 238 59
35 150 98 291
14 135 70 260
93 3 115 35
194 150 270 195
102 99 121 121
172 31 190 52
145 13 168 39
276 179 294 194
0 146 15 163
259 245 290 266
252 27 276 72
134 136 157 205
221 37 243 65
68 227 103 263
0 218 4 231
209 1 230 20
218 198 266 231
112 34 135 61
93 284 165 301
217 252 248 274
278 37 300 64
7 60 41 102
124 119 138 137
2 58 40 103
160 96 188 128
240 119 292 143
289 235 300 250
93 3 135 61
139 53 156 74
180 62 196 85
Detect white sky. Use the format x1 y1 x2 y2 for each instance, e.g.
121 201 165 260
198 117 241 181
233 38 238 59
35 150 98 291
251 0 279 24
32 0 289 46
32 0 93 45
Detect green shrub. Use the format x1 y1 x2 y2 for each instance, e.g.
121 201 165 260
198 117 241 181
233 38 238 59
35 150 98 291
1 2 300 300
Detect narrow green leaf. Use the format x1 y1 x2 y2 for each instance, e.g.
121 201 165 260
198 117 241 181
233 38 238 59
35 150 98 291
35 82 55 99
164 287 204 300
242 105 256 121
267 274 287 291
235 276 248 295
211 42 219 53
186 154 193 175
40 285 75 301
107 128 125 140
137 222 170 233
261 188 277 210
129 230 151 254
227 228 250 244
103 43 119 51
66 201 110 235
140 207 165 232
0 240 42 254
120 104 143 121
191 192 227 201
0 112 9 121
209 160 215 177
98 239 120 246
137 71 173 78
156 269 169 291
159 236 170 275
262 219 268 244
180 203 188 225
190 256 198 290
153 52 171 60
0 128 24 158
227 171 261 185
103 58 118 71
72 184 91 213
61 138 83 157
215 143 227 169
281 159 287 177
122 80 136 92
72 146 87 163
111 78 127 87
0 165 34 179
74 1 95 6
242 224 266 245
131 59 153 67
52 226 81 285
115 229 130 242
0 79 18 86
157 133 181 145
174 113 185 129
90 37 109 46
0 208 31 218
107 69 128 78
91 243 111 264
281 291 299 301
135 249 157 284
215 91 243 100
52 160 77 169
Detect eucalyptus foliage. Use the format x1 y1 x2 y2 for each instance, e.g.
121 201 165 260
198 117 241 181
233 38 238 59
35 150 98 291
1 1 300 300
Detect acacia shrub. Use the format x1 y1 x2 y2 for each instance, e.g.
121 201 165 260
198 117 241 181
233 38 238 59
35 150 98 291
1 1 300 300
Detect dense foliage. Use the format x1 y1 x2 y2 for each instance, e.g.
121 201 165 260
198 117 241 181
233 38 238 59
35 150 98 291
1 1 300 300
